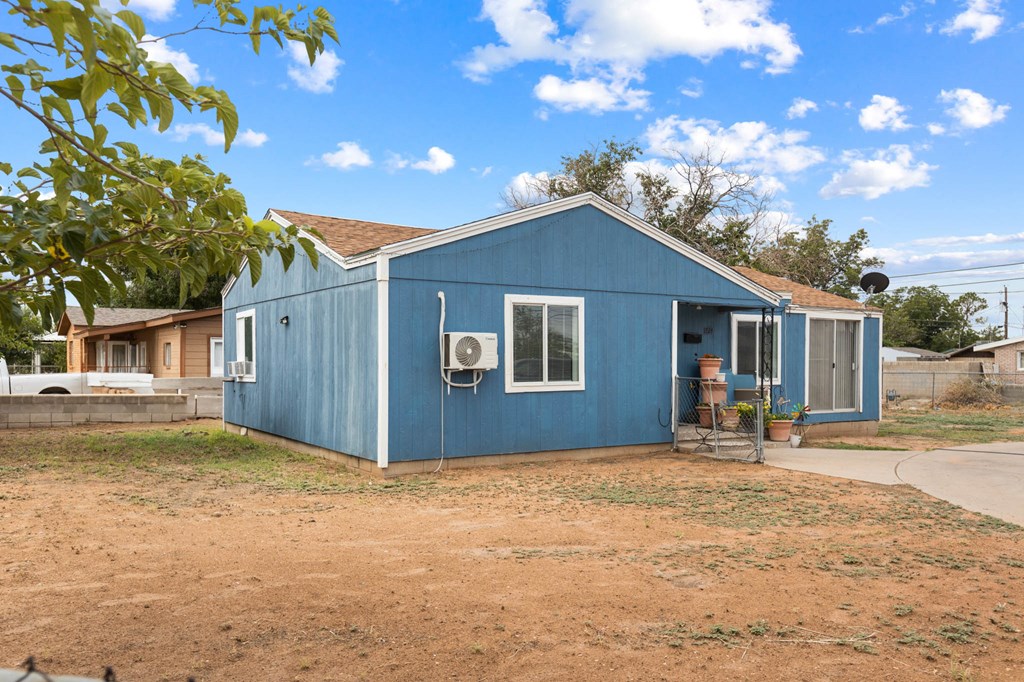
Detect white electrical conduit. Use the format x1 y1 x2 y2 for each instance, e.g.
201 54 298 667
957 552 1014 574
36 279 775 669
436 291 484 473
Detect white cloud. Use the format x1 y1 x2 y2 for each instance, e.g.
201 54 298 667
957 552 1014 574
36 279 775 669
939 88 1010 129
643 116 826 180
876 3 914 26
910 232 1024 248
316 142 373 170
859 95 912 131
680 77 703 99
139 35 200 84
480 166 493 177
461 0 801 112
820 145 936 200
927 122 947 135
411 147 456 174
503 170 551 205
941 0 1004 41
286 42 343 94
533 74 650 112
786 97 818 119
167 123 268 148
103 0 176 21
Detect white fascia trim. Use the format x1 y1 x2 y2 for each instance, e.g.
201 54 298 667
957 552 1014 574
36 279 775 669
976 336 1024 352
376 254 390 469
348 194 781 307
504 293 586 394
787 304 881 318
378 253 389 466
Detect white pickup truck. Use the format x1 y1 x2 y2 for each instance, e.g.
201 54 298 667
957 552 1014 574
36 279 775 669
0 357 154 395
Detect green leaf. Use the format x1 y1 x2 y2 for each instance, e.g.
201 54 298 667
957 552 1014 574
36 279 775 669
46 75 84 99
116 10 146 40
0 162 11 175
247 249 262 286
81 66 113 115
297 237 320 270
42 10 67 54
5 75 24 102
279 242 295 271
0 32 21 53
215 96 238 151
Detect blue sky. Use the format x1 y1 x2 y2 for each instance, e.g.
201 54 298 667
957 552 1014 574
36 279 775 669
3 1 1023 330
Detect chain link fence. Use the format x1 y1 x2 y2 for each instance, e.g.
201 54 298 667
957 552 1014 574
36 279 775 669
672 376 764 463
883 367 1024 407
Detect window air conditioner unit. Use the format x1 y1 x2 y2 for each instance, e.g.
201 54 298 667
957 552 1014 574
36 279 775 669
443 332 499 371
227 361 253 377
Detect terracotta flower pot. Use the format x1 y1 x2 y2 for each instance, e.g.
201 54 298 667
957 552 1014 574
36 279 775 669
698 357 722 379
700 380 728 406
696 405 714 428
767 419 794 442
719 407 739 429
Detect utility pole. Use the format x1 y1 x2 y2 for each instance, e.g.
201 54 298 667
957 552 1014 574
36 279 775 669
1004 286 1009 340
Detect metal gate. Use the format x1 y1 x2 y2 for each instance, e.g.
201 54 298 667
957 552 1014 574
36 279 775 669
671 376 765 463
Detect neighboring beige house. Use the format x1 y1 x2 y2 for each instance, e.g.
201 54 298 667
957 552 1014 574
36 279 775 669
56 307 223 378
975 336 1024 378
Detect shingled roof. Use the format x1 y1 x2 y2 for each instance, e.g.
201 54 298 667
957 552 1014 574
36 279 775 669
270 209 437 257
63 306 186 328
732 266 879 312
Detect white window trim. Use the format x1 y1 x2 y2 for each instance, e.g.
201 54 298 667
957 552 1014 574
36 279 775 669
504 294 585 393
803 312 864 414
235 309 256 382
1016 351 1024 372
730 313 782 384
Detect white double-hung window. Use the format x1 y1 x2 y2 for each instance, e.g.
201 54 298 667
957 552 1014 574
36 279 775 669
235 309 256 382
731 313 781 383
504 294 584 393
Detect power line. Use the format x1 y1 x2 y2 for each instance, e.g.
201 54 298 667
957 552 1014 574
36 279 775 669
890 260 1024 279
926 275 1024 288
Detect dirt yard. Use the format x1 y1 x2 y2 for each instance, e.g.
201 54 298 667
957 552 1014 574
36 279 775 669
1 422 1022 681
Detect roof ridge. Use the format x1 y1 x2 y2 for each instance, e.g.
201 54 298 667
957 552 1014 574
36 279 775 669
270 208 433 232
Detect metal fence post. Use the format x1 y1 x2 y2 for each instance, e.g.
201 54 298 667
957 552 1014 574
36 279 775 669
932 372 936 409
755 399 764 464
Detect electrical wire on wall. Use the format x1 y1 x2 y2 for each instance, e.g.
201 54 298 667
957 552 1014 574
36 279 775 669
436 291 485 473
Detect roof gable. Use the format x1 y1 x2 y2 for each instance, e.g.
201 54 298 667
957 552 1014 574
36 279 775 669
58 306 219 336
227 195 781 306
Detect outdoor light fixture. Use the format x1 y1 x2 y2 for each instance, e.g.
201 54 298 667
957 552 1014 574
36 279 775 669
279 316 289 325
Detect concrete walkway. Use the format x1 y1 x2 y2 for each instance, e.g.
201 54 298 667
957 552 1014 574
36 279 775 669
764 443 1024 526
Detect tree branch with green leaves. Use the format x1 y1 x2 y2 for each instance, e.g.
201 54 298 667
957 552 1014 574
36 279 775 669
0 0 339 327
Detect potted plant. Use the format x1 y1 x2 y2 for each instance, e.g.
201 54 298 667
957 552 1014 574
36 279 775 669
695 402 715 428
789 403 811 446
697 353 722 379
734 401 755 431
718 402 739 429
766 412 794 441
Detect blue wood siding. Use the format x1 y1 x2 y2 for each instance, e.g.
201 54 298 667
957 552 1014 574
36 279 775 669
223 251 378 459
387 205 776 462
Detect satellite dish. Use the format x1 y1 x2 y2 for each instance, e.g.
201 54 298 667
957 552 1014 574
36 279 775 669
860 272 890 295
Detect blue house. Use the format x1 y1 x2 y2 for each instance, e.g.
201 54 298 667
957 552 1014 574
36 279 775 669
222 194 881 475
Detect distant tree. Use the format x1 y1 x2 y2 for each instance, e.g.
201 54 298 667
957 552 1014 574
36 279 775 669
506 140 883 282
0 0 337 328
107 270 226 310
754 217 883 299
503 139 643 211
868 286 987 352
0 309 64 369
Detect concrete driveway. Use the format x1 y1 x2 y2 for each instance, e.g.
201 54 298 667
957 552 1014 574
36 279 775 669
764 442 1024 526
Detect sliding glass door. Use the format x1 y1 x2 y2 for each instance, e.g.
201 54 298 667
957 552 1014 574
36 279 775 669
809 319 859 411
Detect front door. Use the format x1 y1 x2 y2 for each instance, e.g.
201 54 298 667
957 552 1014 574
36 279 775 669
109 341 129 371
210 337 224 377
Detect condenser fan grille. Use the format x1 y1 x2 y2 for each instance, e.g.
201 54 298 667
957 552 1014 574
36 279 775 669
455 335 482 367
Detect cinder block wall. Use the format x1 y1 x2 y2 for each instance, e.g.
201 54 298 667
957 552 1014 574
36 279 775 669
0 395 197 429
882 361 984 399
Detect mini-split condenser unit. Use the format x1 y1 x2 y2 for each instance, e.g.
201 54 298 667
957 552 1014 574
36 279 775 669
443 332 499 371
